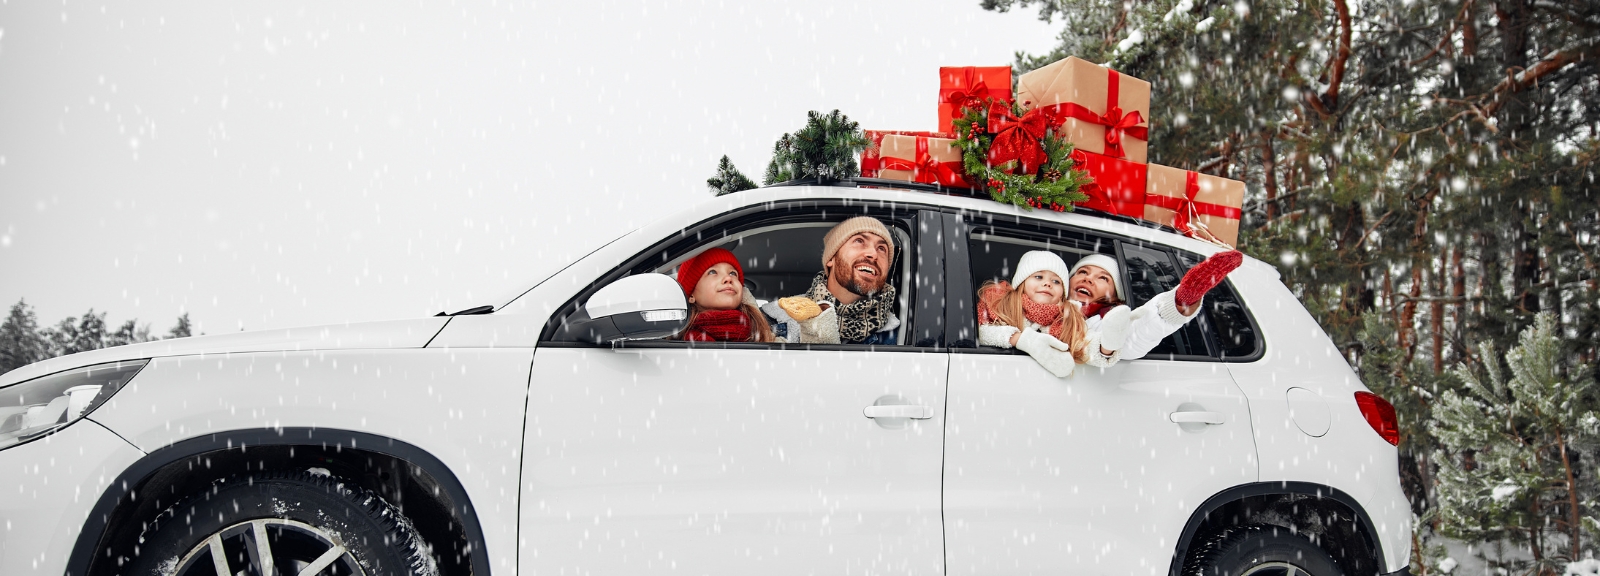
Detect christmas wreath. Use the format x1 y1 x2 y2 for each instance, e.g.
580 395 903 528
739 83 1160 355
950 98 1092 211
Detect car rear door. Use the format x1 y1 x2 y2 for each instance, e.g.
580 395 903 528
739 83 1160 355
941 216 1260 576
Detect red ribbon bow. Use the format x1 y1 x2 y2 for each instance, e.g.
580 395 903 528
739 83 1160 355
881 137 967 187
1144 170 1245 236
942 68 1010 114
1039 68 1149 159
988 106 1053 174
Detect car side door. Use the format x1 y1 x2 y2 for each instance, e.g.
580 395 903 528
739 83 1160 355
519 205 951 576
941 217 1260 576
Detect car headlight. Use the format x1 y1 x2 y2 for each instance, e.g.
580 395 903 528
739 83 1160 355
0 359 149 451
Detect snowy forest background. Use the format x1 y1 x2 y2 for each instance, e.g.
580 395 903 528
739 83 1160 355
5 0 1599 574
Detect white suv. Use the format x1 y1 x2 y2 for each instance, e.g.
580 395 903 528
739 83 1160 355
0 183 1410 576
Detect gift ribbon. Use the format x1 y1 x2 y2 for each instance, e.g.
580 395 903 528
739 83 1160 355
941 68 1013 118
988 106 1053 174
881 136 967 186
1144 170 1244 233
1039 68 1149 159
1070 149 1146 218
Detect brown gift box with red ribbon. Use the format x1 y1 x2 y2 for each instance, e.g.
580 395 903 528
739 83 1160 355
938 66 1012 134
862 130 952 178
1145 163 1246 246
1015 56 1151 163
878 133 969 187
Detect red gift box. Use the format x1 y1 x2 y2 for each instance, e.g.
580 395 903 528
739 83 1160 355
862 130 953 178
1069 149 1147 218
939 66 1012 134
878 134 969 187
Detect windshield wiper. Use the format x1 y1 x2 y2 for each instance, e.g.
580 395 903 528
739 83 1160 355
435 305 494 317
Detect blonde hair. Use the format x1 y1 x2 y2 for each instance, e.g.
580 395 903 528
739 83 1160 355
978 280 1089 363
674 302 776 343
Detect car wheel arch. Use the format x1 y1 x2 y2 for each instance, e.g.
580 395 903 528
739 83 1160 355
67 427 490 576
1168 481 1390 576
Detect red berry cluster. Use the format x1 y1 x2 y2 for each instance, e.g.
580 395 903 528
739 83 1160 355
1024 197 1068 212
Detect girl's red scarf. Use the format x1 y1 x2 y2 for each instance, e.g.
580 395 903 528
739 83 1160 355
682 309 752 342
977 281 1067 340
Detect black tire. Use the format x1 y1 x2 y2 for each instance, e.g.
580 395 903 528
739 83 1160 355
126 471 431 576
1185 524 1345 576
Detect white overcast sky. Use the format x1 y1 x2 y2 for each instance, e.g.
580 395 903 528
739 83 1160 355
0 1 1061 335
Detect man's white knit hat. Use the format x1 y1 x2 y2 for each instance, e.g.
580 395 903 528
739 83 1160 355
1011 250 1072 287
1069 253 1125 301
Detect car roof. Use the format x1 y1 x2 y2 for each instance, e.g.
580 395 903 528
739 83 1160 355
677 181 1277 280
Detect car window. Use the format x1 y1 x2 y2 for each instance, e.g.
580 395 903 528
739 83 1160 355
1120 243 1209 358
540 205 920 347
1177 251 1262 360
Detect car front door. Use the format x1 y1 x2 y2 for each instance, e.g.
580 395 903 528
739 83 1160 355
942 221 1260 576
519 206 950 576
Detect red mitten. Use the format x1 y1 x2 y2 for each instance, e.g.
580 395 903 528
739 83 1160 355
1175 251 1243 307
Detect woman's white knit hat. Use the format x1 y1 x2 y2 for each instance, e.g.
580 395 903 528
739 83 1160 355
1011 250 1072 287
1069 253 1125 300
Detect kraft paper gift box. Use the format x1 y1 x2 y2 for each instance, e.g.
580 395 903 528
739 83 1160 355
1144 163 1246 246
862 130 952 178
1015 56 1151 163
877 133 969 187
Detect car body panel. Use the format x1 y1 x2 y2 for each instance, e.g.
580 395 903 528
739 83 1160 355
1223 263 1412 572
85 348 534 574
0 420 144 575
945 355 1258 575
521 346 949 575
0 317 451 387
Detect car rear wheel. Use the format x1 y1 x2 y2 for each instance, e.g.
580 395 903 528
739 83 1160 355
1184 524 1344 576
128 471 431 576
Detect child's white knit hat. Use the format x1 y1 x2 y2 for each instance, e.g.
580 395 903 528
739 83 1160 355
1011 250 1072 287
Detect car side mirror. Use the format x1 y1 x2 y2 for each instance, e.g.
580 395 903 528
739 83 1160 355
580 273 689 342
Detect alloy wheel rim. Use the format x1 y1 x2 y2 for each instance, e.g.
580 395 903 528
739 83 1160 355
1239 561 1311 576
169 517 368 576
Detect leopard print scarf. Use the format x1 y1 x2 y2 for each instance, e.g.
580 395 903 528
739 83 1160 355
806 272 896 344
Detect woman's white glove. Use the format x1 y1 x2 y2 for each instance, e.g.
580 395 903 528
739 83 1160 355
1014 330 1076 378
1098 305 1132 352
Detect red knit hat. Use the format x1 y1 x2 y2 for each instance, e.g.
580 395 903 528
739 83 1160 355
675 247 744 297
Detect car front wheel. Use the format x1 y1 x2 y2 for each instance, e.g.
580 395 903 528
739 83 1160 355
1184 524 1344 576
128 471 431 576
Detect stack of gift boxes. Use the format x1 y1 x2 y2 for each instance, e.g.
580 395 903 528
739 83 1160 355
860 56 1245 246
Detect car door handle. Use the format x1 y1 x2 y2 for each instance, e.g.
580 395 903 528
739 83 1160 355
863 405 934 419
1169 411 1224 425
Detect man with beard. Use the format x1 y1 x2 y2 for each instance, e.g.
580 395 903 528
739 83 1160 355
761 217 900 345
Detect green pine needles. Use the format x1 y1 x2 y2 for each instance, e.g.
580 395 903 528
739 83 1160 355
951 100 1090 210
764 110 869 185
706 155 757 196
1430 313 1597 570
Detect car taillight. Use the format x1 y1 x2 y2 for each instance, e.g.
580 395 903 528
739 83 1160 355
1354 391 1399 446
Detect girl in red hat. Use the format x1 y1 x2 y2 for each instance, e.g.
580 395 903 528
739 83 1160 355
672 247 775 343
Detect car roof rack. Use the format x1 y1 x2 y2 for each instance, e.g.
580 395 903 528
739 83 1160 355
766 177 1179 235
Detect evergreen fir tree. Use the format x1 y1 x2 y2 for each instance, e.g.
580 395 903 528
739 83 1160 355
168 313 193 339
1431 313 1598 572
0 299 48 374
763 110 869 184
707 155 757 196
